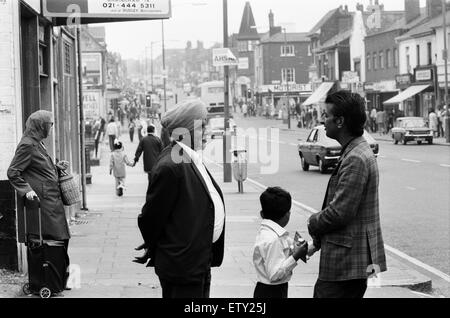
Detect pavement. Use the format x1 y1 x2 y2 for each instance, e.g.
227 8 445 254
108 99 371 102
50 130 437 299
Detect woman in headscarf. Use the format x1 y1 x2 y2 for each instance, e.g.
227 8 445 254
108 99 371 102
7 110 71 288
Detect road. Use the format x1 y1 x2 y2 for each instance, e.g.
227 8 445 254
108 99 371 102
205 115 450 279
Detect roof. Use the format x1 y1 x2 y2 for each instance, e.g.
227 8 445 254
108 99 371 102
237 2 259 40
398 10 450 40
366 9 429 38
261 32 310 44
309 8 340 36
318 29 352 50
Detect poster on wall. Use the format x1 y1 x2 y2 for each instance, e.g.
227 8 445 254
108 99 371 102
82 53 103 86
83 91 102 121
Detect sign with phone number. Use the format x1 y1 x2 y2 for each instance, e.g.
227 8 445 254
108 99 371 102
43 0 171 19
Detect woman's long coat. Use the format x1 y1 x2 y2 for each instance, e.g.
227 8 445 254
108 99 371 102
7 111 70 241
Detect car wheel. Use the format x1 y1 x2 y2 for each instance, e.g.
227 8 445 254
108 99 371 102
402 137 407 145
300 154 309 172
318 158 328 174
211 135 215 140
417 141 422 145
428 139 433 145
393 136 399 145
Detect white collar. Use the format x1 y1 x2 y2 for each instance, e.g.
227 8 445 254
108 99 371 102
261 219 288 237
177 141 203 165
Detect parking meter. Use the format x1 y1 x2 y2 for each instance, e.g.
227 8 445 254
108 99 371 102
231 150 248 193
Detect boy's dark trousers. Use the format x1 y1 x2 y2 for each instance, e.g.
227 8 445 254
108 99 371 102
254 282 288 299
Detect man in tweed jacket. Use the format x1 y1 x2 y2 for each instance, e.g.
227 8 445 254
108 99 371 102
307 91 387 298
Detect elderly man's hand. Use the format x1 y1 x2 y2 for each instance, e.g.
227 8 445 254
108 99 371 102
26 191 39 202
56 160 69 171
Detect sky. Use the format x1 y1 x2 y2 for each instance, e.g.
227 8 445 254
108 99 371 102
99 0 427 60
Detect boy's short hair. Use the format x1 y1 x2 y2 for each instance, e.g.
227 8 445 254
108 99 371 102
260 187 292 222
148 124 156 134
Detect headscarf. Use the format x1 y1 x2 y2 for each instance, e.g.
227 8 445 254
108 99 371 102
160 99 208 148
24 110 53 142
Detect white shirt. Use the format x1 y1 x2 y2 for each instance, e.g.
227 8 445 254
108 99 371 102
253 220 298 285
177 142 225 243
107 122 118 136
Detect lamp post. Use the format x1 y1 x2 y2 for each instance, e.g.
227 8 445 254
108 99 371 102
160 2 207 113
282 28 291 129
223 0 232 183
443 0 450 142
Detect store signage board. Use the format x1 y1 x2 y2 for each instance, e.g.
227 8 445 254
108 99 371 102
213 48 238 67
415 69 432 82
43 0 171 20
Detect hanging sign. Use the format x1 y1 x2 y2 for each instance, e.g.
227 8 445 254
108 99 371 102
43 0 172 20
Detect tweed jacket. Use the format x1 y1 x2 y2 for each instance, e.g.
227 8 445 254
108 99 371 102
308 136 387 281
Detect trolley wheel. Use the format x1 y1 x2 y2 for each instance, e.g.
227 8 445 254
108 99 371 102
22 283 32 295
39 287 52 299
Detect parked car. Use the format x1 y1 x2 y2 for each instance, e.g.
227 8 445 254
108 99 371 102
391 117 433 145
206 117 237 139
298 125 379 174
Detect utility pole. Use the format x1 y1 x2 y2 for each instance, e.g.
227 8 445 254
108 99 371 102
77 26 87 211
442 0 450 142
151 42 154 93
223 0 232 183
283 28 291 129
162 20 167 113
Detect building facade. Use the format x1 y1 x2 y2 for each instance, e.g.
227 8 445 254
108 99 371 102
0 0 81 271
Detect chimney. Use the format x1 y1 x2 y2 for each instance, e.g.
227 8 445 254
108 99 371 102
405 0 421 23
426 0 443 18
269 10 274 29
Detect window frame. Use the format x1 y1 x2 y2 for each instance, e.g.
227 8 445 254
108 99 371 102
281 45 295 57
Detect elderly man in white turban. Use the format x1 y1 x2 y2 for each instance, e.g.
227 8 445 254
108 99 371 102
138 99 226 298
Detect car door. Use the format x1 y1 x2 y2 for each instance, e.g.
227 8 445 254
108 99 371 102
304 129 318 164
311 130 323 165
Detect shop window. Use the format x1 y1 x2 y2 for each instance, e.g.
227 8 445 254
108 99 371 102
281 68 295 83
64 41 72 75
379 51 384 70
394 48 398 67
38 24 49 77
281 45 295 57
386 49 391 68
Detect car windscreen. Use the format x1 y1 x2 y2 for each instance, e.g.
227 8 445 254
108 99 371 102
402 120 426 128
209 118 224 128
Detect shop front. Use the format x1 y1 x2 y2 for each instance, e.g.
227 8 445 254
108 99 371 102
385 66 437 118
258 83 312 112
364 81 399 112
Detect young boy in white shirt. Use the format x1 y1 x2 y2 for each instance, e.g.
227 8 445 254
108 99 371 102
253 187 308 298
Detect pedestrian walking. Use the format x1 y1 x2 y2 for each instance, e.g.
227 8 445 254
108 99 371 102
437 106 444 138
137 119 144 142
307 91 387 298
376 109 385 135
93 119 102 159
242 102 248 118
109 141 134 197
134 124 164 193
107 118 119 152
129 119 136 143
429 108 438 138
370 108 377 132
138 99 225 299
253 187 308 299
7 110 71 292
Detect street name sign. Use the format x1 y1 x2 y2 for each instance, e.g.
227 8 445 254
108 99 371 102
213 48 238 67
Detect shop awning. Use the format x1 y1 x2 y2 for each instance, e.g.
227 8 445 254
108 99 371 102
383 85 430 105
302 82 335 106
